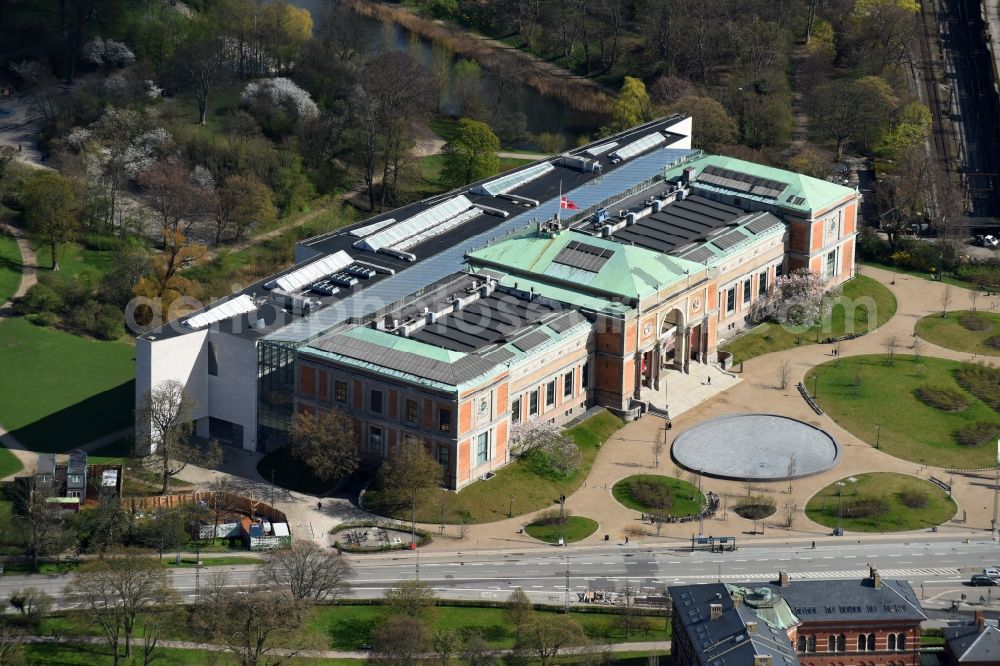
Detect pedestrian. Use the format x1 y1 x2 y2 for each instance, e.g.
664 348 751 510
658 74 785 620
811 540 815 549
17 144 21 152
317 501 322 510
707 376 711 386
625 536 629 545
666 419 672 430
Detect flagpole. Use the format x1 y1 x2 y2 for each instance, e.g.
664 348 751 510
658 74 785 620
557 180 562 226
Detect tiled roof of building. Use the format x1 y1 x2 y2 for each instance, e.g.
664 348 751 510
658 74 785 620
749 576 926 624
664 155 857 215
670 583 801 666
943 623 1000 663
467 228 704 300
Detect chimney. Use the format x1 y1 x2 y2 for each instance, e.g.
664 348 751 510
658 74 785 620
870 566 881 589
778 571 790 587
683 166 696 184
977 609 986 633
753 657 772 666
746 621 758 635
709 603 723 621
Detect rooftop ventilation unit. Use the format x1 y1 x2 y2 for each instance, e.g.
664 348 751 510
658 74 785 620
471 162 555 196
609 132 666 162
183 294 256 329
265 251 352 292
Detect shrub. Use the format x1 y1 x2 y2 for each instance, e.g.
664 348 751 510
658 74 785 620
627 479 675 511
960 313 992 331
955 363 1000 411
843 497 890 518
898 490 928 509
915 385 967 412
532 508 571 526
956 422 999 447
27 311 58 327
987 335 1000 349
15 282 63 315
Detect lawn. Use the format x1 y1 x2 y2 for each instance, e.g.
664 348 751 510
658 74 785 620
309 604 669 651
611 475 705 517
0 317 135 452
721 275 897 364
23 643 356 665
805 472 957 532
524 515 599 544
862 260 978 290
364 410 625 524
0 446 23 478
805 355 1000 468
257 446 337 497
0 229 22 305
915 310 1000 356
32 239 117 279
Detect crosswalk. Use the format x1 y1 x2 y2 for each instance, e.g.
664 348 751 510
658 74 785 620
661 568 960 582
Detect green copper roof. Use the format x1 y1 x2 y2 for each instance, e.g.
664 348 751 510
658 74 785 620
726 584 801 631
666 155 856 215
468 229 704 300
341 327 467 363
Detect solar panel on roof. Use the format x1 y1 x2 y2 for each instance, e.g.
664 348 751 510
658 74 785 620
679 246 715 264
698 165 789 199
353 195 476 252
745 215 782 235
266 251 353 292
471 162 555 196
553 240 615 273
184 294 256 329
610 132 666 161
512 329 551 352
711 231 747 251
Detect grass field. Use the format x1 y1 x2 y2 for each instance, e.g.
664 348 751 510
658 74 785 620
365 410 625 524
0 317 135 452
23 644 357 665
915 310 1000 356
0 446 23 479
861 260 978 290
0 230 22 305
805 355 999 468
524 515 599 544
805 473 957 532
721 275 897 364
611 475 705 517
32 240 117 279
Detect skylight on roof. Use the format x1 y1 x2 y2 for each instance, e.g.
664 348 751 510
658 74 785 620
584 141 618 157
266 251 353 292
184 294 256 329
610 132 666 161
471 162 555 197
349 217 397 238
353 195 476 252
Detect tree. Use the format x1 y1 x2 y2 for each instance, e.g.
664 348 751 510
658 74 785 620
261 541 353 603
372 615 432 666
139 161 209 238
289 409 359 484
377 440 443 539
441 119 501 188
8 587 53 624
135 379 221 494
610 77 651 132
667 96 737 152
652 427 666 468
884 334 899 366
66 554 176 665
880 103 932 159
215 174 277 243
754 269 840 330
787 145 834 180
463 633 497 666
433 628 462 666
504 587 534 642
383 579 437 620
22 171 80 270
970 288 980 312
10 478 76 572
941 285 952 317
168 36 229 127
509 420 581 477
205 581 307 666
517 615 589 666
0 624 26 666
812 77 895 159
777 360 792 391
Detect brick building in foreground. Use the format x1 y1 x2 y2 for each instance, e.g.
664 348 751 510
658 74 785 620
670 569 926 666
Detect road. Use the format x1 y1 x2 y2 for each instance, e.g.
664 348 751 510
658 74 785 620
4 538 1000 612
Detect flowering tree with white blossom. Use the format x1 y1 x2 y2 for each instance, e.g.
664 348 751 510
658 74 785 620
509 420 582 477
752 268 842 330
241 77 319 120
82 38 135 70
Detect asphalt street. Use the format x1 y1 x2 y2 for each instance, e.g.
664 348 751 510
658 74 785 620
4 538 1000 611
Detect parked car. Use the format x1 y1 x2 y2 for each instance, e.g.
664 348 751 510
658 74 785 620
974 235 999 248
985 567 1000 578
971 574 998 586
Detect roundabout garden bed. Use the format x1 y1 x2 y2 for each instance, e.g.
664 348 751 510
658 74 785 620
916 310 1000 356
805 355 998 467
524 513 599 544
611 475 704 517
805 473 956 532
733 497 777 521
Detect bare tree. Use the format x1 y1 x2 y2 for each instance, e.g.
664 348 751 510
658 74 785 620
377 440 443 541
941 285 953 317
834 340 843 366
970 288 979 312
463 633 498 666
853 368 863 395
372 615 432 666
777 360 792 390
783 502 796 528
913 336 923 360
787 453 797 495
504 587 534 642
652 426 666 468
167 36 229 126
0 623 25 665
261 541 352 604
517 615 589 666
66 554 176 665
884 334 899 366
433 628 462 666
205 579 307 666
135 379 221 494
383 579 437 620
10 478 76 572
8 587 53 625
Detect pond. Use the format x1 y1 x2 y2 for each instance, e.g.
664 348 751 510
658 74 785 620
288 0 604 149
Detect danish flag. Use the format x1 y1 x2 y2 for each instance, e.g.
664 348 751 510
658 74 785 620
559 195 579 210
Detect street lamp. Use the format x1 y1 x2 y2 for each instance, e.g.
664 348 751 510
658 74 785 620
875 424 880 449
835 481 846 534
813 374 819 399
508 494 514 519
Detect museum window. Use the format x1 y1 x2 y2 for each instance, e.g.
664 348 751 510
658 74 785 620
564 371 574 396
439 408 451 432
511 397 521 423
476 431 489 465
726 287 736 313
438 445 449 468
743 278 751 304
582 362 590 389
334 380 347 403
546 380 556 406
827 636 836 652
857 635 866 651
797 636 806 653
759 270 768 295
369 389 383 414
807 635 816 653
529 390 539 416
826 248 837 278
405 399 418 424
207 341 219 376
368 426 382 454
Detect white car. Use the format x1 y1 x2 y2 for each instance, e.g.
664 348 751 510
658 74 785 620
984 567 1000 578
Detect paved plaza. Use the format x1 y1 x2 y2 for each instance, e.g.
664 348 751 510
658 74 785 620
672 413 840 481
